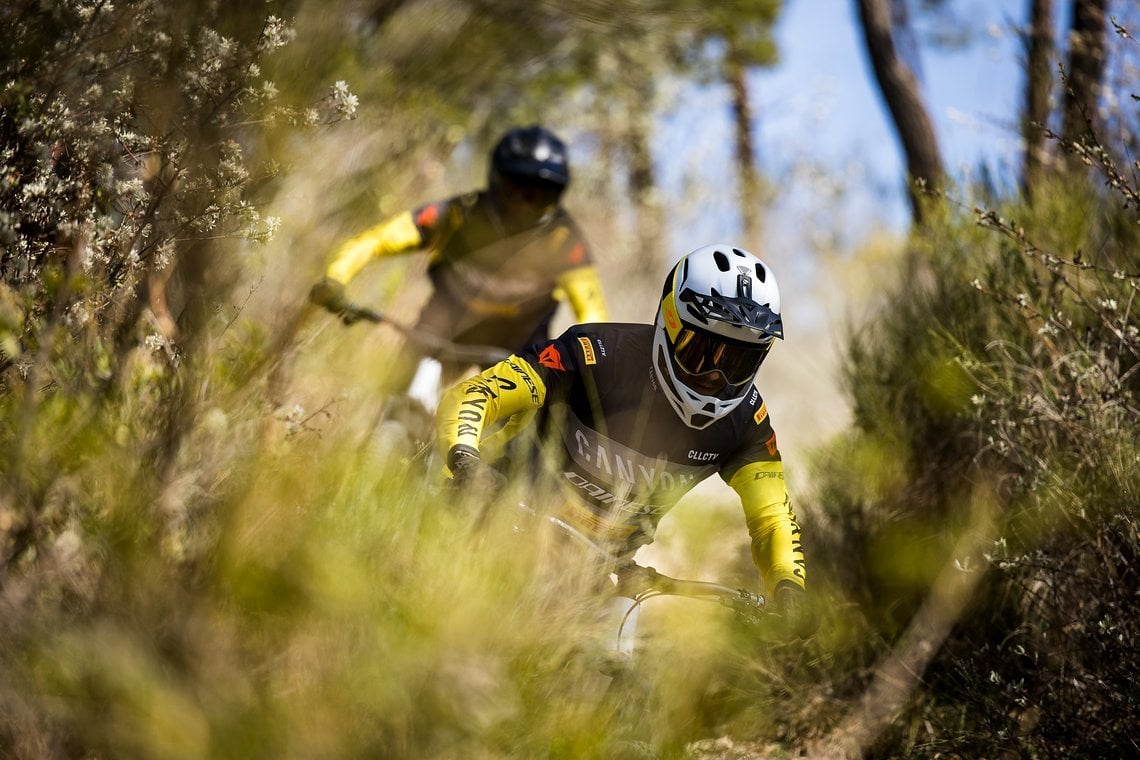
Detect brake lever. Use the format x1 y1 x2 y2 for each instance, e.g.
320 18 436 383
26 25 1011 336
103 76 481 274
724 589 767 625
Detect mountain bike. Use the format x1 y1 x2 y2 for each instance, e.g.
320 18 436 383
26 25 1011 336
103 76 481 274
507 502 772 757
336 302 511 469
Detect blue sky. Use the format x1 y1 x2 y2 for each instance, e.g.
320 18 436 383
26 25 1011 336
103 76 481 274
659 0 1077 263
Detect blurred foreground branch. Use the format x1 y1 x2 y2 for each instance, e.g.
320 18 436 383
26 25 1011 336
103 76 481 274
810 486 997 759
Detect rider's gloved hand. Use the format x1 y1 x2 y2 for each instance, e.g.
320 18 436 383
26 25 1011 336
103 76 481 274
614 563 661 597
309 277 354 321
772 581 817 639
446 445 507 494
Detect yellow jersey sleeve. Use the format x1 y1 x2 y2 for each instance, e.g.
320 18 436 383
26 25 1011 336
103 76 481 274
555 265 609 324
436 356 548 471
727 460 807 592
325 210 423 284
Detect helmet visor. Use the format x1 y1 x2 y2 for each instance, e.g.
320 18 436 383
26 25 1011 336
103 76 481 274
671 327 771 387
497 173 563 211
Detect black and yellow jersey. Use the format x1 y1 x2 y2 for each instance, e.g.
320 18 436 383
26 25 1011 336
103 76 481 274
437 322 806 594
325 191 607 352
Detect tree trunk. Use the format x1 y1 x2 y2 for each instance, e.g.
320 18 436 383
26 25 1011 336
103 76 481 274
627 106 664 269
1021 0 1055 200
727 46 762 245
1060 0 1107 152
594 49 623 246
854 0 944 225
619 47 665 273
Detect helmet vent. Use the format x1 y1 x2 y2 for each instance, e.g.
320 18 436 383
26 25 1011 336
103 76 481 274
713 250 730 272
754 263 766 282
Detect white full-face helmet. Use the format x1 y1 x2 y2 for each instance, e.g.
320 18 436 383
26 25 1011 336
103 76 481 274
652 244 784 429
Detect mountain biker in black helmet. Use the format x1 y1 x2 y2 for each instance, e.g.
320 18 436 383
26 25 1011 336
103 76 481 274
436 243 814 638
309 125 609 395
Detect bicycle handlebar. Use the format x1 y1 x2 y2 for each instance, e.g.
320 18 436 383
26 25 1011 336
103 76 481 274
620 566 767 622
518 504 768 621
339 303 512 366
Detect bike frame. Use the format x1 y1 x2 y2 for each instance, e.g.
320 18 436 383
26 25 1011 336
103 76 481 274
339 303 511 366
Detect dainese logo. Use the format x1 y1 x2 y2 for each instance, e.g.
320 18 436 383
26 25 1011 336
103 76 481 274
414 204 440 227
539 344 566 370
764 433 778 456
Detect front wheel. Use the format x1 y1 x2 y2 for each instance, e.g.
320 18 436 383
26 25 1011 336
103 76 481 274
598 655 659 758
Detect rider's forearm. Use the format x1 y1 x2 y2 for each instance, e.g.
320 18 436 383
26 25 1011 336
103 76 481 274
556 266 609 323
728 461 807 592
325 210 423 284
436 356 548 471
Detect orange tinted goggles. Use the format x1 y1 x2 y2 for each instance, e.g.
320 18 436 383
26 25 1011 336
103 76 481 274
671 328 771 386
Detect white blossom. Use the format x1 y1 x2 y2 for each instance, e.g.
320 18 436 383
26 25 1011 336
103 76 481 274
330 80 359 119
259 16 296 51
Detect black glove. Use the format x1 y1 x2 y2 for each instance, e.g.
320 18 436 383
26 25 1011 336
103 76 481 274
446 445 507 494
614 563 661 597
309 277 348 313
309 278 373 325
772 582 818 639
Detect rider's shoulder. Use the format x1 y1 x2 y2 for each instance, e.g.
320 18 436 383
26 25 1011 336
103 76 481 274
564 321 649 339
552 207 591 241
412 195 467 229
550 204 582 226
738 384 766 413
732 384 776 431
559 322 652 364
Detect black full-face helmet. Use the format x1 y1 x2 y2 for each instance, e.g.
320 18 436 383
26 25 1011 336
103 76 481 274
488 125 570 226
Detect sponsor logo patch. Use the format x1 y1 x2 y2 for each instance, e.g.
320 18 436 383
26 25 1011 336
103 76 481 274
765 433 779 456
753 402 768 425
687 450 718 462
577 336 597 365
414 204 439 227
539 344 566 370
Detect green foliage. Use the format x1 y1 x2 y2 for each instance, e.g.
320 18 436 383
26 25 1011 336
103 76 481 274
806 161 1140 754
0 3 358 751
670 0 781 80
4 421 808 757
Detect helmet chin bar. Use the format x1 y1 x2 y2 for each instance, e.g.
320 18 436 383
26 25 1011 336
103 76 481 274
652 318 750 430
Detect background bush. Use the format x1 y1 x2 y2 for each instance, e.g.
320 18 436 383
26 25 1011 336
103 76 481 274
805 169 1139 756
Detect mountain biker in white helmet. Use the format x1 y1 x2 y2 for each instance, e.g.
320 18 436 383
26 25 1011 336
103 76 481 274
436 243 812 636
309 125 609 394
